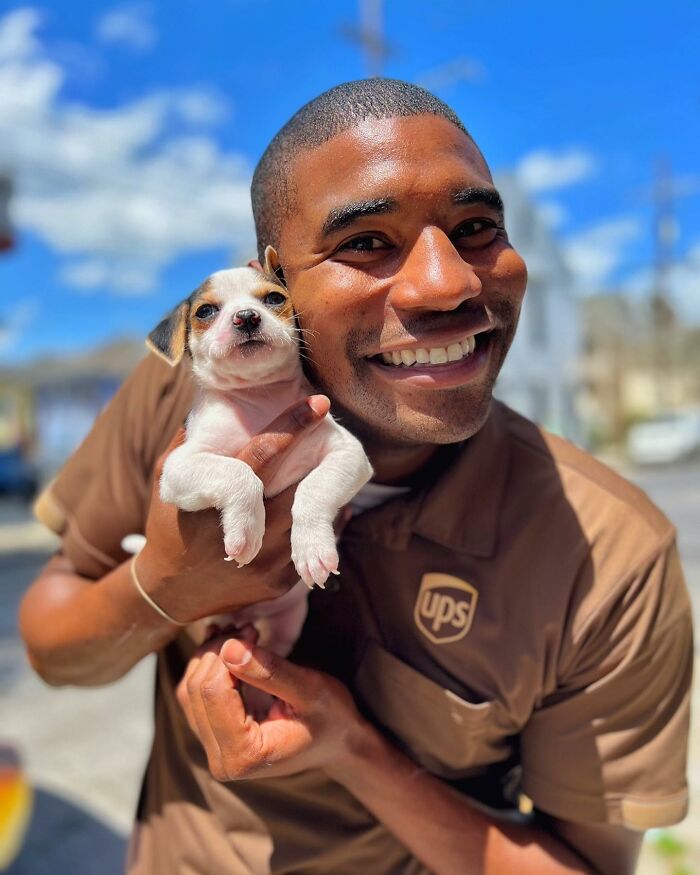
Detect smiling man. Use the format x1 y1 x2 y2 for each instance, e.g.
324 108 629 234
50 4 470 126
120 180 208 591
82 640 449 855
21 79 691 875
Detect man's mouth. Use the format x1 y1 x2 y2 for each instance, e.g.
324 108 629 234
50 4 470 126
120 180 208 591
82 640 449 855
368 330 488 368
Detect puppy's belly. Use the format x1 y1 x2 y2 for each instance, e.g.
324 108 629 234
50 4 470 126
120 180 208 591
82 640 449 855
264 442 322 498
209 579 309 659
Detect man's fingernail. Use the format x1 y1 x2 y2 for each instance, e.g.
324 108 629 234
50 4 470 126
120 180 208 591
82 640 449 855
308 396 330 417
221 639 253 667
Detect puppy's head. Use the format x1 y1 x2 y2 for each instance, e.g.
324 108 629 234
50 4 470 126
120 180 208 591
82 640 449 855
147 251 299 390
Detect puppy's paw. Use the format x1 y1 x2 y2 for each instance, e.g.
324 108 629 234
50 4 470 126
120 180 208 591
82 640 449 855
291 525 339 589
221 501 265 567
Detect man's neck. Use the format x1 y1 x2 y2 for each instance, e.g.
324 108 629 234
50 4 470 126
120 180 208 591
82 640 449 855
364 440 441 486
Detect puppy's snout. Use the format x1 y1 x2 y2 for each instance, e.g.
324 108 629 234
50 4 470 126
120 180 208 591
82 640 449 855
233 309 262 332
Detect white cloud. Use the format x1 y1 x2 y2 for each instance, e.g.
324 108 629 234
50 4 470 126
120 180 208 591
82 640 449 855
0 6 40 60
0 299 38 354
536 200 568 230
563 217 642 288
0 8 251 293
96 4 157 52
172 89 229 126
517 148 597 194
416 57 486 91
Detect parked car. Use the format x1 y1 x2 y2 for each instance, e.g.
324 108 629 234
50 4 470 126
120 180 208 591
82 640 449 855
627 410 700 465
0 446 38 498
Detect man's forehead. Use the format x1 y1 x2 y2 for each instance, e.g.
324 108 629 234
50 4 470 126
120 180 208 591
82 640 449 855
287 115 492 220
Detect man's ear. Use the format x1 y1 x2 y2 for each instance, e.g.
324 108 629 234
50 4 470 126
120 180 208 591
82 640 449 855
264 245 286 286
146 300 190 366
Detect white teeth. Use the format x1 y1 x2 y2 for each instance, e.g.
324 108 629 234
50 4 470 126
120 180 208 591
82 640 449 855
377 335 479 367
447 343 462 362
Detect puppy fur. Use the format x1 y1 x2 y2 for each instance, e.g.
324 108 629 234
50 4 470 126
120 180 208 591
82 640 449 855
147 249 373 659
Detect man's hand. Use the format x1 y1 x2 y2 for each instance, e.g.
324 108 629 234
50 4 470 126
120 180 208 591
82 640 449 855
135 395 330 623
176 637 370 781
175 641 609 875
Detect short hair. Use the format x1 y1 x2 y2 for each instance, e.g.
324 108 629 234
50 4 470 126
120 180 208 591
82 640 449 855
251 77 473 262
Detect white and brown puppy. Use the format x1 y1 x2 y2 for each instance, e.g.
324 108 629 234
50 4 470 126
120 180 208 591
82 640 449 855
145 249 372 657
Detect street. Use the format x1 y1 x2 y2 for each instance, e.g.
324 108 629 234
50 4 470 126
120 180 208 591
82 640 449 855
1 460 699 874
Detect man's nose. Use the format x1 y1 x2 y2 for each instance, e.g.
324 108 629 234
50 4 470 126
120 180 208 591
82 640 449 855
233 309 262 331
389 228 482 311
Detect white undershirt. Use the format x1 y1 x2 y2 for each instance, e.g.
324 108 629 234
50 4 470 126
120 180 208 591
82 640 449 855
349 481 411 516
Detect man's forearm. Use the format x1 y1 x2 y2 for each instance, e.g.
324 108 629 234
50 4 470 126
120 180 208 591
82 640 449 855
19 554 179 686
328 726 592 875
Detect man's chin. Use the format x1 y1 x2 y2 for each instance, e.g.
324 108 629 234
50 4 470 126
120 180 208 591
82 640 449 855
335 389 494 448
395 397 493 445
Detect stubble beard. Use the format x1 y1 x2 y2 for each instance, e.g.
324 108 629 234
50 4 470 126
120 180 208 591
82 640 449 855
308 328 515 452
303 297 521 451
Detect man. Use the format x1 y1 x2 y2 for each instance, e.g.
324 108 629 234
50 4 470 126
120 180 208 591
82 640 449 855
21 79 691 874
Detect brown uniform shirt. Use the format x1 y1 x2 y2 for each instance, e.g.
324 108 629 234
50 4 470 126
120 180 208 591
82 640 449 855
35 353 693 874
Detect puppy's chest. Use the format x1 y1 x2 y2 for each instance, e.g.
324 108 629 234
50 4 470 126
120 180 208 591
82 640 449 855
187 398 276 456
186 395 328 494
264 431 328 497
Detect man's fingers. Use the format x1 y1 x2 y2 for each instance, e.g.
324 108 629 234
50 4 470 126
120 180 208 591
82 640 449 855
176 654 205 738
187 654 247 781
236 396 329 483
196 658 269 779
220 640 319 711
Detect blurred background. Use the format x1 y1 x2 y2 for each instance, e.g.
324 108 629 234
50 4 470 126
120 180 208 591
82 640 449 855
0 1 698 873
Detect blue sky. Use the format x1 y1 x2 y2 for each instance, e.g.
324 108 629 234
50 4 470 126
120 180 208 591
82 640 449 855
1 0 699 364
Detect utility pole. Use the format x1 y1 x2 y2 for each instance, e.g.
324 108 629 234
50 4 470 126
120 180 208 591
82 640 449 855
360 0 384 77
650 155 677 409
340 0 393 78
0 173 14 252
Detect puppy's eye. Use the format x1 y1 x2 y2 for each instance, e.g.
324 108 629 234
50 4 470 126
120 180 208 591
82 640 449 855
195 303 219 320
264 291 286 307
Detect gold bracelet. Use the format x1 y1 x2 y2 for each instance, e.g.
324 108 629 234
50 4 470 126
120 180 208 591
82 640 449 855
129 555 187 626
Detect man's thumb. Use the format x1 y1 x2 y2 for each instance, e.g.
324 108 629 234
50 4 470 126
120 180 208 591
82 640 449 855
220 639 313 707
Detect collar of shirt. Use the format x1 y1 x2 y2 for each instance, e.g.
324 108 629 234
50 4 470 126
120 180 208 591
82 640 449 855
347 401 510 557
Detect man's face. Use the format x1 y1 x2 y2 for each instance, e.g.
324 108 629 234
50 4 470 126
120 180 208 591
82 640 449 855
277 114 528 447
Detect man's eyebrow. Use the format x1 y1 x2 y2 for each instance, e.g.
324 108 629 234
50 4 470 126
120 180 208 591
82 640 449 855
452 186 504 215
321 197 397 237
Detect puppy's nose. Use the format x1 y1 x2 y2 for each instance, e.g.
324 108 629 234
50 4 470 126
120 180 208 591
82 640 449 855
232 309 262 331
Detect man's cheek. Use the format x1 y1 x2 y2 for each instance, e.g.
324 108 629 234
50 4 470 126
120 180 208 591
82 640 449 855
491 248 527 297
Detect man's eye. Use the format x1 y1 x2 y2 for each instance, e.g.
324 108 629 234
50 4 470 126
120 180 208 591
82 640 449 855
337 235 388 253
264 291 287 306
453 219 502 246
195 303 219 320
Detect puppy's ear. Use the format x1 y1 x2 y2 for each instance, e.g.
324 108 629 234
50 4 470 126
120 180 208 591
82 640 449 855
146 301 190 366
263 245 286 286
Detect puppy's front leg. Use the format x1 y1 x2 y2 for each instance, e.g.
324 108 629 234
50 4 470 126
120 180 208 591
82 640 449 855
161 444 265 566
291 433 373 587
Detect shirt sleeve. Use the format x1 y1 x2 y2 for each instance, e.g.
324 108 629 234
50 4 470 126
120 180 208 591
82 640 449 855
519 537 693 830
33 353 193 579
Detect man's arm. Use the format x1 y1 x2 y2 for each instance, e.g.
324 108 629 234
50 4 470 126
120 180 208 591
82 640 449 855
177 639 642 875
329 726 641 875
19 397 329 687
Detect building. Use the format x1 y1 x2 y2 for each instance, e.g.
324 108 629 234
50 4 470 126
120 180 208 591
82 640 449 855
494 174 583 442
0 339 145 483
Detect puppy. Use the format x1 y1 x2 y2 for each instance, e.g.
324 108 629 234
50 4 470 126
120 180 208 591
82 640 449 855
145 248 373 660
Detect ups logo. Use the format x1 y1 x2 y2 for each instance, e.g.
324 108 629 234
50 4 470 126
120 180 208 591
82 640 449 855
414 573 478 645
